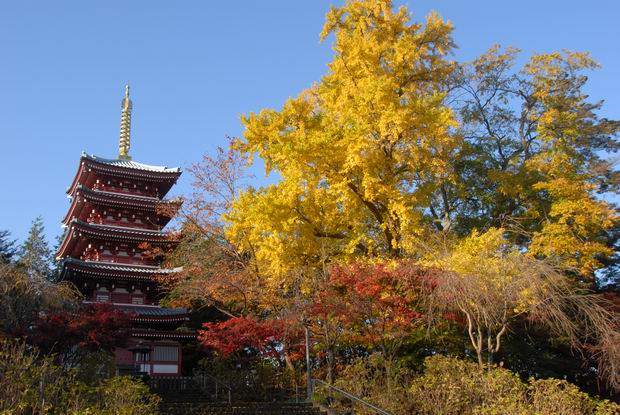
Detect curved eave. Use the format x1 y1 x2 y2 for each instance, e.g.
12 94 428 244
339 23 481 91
131 315 190 323
113 304 190 323
59 259 180 283
131 329 196 340
66 160 89 197
74 221 177 243
82 152 181 174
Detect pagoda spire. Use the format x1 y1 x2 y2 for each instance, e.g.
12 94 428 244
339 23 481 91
118 84 132 160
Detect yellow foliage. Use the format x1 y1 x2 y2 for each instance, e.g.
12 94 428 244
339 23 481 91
522 51 618 275
224 2 618 287
226 0 459 284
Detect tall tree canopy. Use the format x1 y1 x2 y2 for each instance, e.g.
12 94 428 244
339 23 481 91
449 47 619 278
225 0 618 287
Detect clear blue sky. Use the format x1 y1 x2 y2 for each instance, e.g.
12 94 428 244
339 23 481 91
1 1 618 245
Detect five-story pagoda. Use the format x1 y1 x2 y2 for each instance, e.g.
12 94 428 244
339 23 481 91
56 86 193 376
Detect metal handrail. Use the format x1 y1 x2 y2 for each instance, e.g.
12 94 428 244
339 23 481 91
311 379 393 415
194 371 232 404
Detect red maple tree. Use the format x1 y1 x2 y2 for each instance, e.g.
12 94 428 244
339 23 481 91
28 303 132 367
199 316 304 366
306 260 440 382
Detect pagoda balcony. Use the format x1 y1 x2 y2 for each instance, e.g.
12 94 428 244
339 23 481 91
94 255 152 266
92 182 160 199
57 219 178 260
63 185 180 229
92 217 162 231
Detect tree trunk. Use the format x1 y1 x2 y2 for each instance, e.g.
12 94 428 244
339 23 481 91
284 352 295 372
326 348 335 384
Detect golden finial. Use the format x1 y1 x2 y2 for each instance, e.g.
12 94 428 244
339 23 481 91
118 84 132 160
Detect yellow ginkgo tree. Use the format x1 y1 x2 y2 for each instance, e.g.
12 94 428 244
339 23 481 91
226 0 460 286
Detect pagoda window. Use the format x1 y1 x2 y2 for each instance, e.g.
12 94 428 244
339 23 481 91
111 288 130 304
95 289 110 303
117 250 129 257
131 295 144 305
153 346 179 362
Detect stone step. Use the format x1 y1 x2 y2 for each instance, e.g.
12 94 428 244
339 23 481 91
159 402 325 415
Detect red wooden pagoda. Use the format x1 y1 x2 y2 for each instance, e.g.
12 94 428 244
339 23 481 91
56 86 193 376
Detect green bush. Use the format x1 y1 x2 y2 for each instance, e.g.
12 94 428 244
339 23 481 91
326 354 415 415
409 355 525 415
409 355 619 415
313 354 619 415
0 339 159 415
91 376 160 415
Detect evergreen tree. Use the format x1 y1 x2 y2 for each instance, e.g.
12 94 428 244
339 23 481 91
0 230 17 264
50 229 67 281
17 216 52 279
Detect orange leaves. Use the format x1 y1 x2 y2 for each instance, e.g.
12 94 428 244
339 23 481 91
310 261 436 353
199 316 304 361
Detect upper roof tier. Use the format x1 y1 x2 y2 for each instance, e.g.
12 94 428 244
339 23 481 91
66 152 182 199
83 153 181 174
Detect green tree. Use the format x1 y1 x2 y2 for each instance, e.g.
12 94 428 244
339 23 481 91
50 228 67 281
448 47 619 280
0 230 17 264
17 216 53 280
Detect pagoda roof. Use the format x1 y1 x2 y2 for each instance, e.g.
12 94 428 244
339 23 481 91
83 152 181 174
66 219 175 242
60 257 180 282
116 304 190 323
81 301 189 323
62 185 180 226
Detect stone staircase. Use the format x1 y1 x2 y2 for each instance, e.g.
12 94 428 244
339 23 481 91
158 388 326 415
161 401 324 415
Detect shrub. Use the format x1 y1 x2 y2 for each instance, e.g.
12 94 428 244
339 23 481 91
92 376 160 415
0 339 159 415
409 355 525 415
325 354 414 415
409 355 620 415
